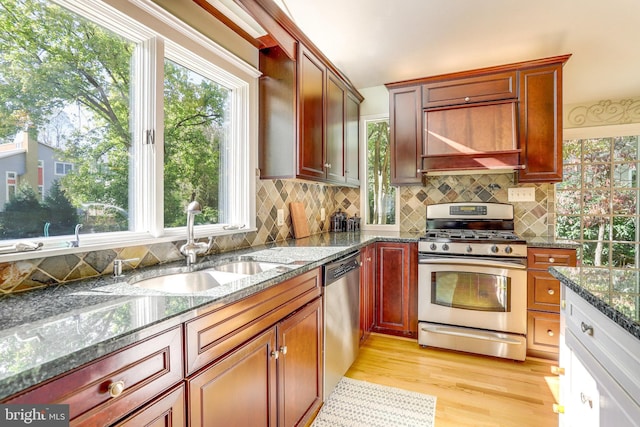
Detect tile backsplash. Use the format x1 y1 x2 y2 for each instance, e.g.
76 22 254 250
0 173 552 295
0 179 360 295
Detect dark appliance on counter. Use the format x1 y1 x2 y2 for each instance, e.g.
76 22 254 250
418 202 528 361
330 209 360 232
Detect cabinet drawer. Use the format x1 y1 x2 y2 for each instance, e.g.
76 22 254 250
527 271 560 312
422 71 517 108
527 311 559 353
564 287 640 406
5 327 183 427
527 248 576 269
114 383 185 427
185 268 321 375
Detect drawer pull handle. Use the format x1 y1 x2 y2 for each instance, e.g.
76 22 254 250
580 392 593 409
108 380 125 398
547 289 555 295
548 257 555 263
464 96 470 102
547 329 555 337
581 322 594 336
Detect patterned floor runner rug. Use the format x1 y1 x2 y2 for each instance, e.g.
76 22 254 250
311 377 436 427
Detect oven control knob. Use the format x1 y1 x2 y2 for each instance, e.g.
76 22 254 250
466 245 473 253
505 246 513 254
430 243 437 251
490 245 499 254
442 243 449 251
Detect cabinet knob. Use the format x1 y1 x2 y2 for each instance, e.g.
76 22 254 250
552 404 565 414
551 366 565 376
547 329 555 337
324 163 332 169
464 96 470 102
270 350 279 359
417 169 421 173
547 289 555 295
279 345 288 355
548 257 555 263
581 322 594 336
108 380 125 398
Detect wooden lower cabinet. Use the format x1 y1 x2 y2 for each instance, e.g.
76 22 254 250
188 297 323 427
359 244 376 344
527 247 577 359
373 242 418 338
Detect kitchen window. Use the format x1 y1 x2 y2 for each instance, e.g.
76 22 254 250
0 0 258 251
361 115 398 230
557 125 640 271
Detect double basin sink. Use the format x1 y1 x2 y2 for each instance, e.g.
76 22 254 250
129 260 295 294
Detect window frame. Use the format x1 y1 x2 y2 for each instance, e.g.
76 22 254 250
360 114 399 231
0 0 259 261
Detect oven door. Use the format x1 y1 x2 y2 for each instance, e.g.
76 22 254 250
418 255 527 334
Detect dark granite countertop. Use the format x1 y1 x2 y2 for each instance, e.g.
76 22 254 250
550 266 640 342
0 231 419 400
525 236 580 250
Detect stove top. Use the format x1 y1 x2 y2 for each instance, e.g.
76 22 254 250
421 202 527 257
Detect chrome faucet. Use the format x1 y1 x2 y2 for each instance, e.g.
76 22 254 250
179 200 211 266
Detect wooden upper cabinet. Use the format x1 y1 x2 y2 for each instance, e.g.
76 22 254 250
258 42 362 186
326 70 346 183
386 54 571 183
518 63 564 182
298 44 326 180
422 71 517 108
389 85 423 184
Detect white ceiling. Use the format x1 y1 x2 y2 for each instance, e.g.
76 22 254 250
280 0 640 105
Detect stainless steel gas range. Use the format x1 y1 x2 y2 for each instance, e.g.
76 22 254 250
418 202 528 361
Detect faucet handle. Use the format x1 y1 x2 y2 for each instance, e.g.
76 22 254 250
113 257 140 277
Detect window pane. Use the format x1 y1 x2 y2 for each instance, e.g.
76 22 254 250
612 242 636 268
581 241 611 267
612 189 637 214
612 216 636 241
583 217 610 241
163 59 231 228
556 215 581 240
556 190 581 215
558 164 581 189
613 135 639 161
613 163 637 187
563 139 582 164
583 138 611 162
0 0 134 239
582 190 610 215
366 120 395 225
583 164 610 188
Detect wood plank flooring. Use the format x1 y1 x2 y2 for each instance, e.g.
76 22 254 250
345 333 560 427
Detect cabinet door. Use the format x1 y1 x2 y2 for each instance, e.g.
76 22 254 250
518 63 564 182
188 328 277 427
345 91 360 186
374 242 418 337
360 244 376 344
277 298 323 427
326 71 346 183
298 44 326 180
389 86 422 184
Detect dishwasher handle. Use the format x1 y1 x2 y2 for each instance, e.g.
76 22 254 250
324 252 360 285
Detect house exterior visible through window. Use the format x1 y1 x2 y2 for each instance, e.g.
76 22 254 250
0 0 257 246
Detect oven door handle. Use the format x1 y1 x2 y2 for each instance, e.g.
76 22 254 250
419 257 526 270
421 324 525 345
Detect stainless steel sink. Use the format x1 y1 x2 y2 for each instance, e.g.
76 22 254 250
210 260 292 275
130 270 245 293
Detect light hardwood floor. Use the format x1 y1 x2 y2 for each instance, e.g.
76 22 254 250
345 333 559 427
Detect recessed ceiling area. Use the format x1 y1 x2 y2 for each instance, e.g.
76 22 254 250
278 0 640 105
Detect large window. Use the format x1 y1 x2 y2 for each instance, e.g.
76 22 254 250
0 0 257 250
556 131 640 269
361 116 398 229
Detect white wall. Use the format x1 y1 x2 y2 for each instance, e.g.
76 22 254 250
359 85 389 117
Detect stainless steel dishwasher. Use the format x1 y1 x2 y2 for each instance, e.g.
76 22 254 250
323 251 361 401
